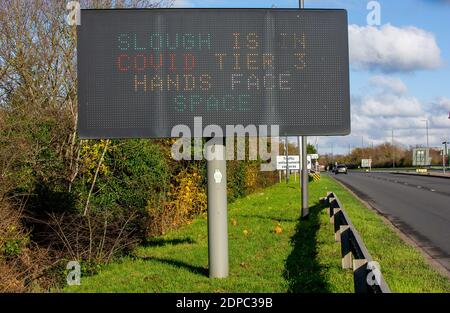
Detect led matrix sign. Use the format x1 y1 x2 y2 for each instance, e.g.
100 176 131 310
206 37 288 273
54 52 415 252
77 9 350 138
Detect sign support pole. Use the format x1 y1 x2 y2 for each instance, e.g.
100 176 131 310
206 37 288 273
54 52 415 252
301 136 309 218
285 135 290 183
299 0 309 219
206 139 229 278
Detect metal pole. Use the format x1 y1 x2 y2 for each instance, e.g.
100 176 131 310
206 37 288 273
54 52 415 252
299 0 308 218
392 129 395 169
206 139 228 278
331 143 334 163
422 119 429 149
443 144 446 174
301 136 309 218
298 135 302 184
445 142 450 171
285 136 289 183
443 141 448 174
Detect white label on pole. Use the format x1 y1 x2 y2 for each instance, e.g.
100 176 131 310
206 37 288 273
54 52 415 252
214 169 223 183
308 154 319 160
307 155 312 170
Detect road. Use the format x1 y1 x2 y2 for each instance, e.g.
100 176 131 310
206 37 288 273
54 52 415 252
332 171 450 272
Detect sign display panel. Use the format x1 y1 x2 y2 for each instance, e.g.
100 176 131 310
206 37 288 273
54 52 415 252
77 9 350 138
361 159 372 168
413 148 431 166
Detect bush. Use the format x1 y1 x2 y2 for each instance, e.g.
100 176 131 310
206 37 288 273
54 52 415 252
0 200 55 292
146 167 207 236
44 210 141 266
75 139 171 215
227 161 247 202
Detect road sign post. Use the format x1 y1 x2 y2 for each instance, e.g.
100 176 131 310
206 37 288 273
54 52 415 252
299 0 309 219
286 136 290 183
301 136 309 218
206 139 229 278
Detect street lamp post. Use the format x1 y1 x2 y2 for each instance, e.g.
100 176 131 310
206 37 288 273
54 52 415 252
392 129 395 169
443 141 449 174
422 119 429 149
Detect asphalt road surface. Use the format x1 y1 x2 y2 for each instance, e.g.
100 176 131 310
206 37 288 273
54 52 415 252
332 171 450 272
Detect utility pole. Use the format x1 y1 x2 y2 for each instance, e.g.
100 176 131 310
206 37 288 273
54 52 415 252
392 129 395 169
299 0 308 219
422 119 429 149
331 143 334 166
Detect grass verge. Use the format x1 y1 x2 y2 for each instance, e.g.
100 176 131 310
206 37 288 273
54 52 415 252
64 176 450 293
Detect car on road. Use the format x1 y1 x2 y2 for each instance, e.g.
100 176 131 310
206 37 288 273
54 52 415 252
335 164 348 174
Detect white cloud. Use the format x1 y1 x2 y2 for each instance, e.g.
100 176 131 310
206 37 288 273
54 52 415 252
435 97 450 111
349 24 442 72
355 76 423 118
337 77 450 151
359 94 423 117
369 75 407 95
428 97 450 129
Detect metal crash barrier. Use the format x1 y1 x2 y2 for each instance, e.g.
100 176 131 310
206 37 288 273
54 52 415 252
320 192 391 293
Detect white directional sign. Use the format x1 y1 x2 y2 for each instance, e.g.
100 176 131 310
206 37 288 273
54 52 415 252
361 159 372 168
413 148 431 166
276 155 312 170
308 154 319 160
276 156 300 170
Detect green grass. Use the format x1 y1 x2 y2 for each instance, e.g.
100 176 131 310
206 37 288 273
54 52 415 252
64 176 450 293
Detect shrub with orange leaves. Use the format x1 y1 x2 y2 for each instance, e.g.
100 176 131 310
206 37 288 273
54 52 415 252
79 140 110 182
146 167 207 236
244 163 258 192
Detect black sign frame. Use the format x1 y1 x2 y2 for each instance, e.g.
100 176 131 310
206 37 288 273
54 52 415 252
77 8 350 138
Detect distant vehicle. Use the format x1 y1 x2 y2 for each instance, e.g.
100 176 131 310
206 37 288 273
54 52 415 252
335 164 348 174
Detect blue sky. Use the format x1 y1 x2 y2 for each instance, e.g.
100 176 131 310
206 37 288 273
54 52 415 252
173 0 450 154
